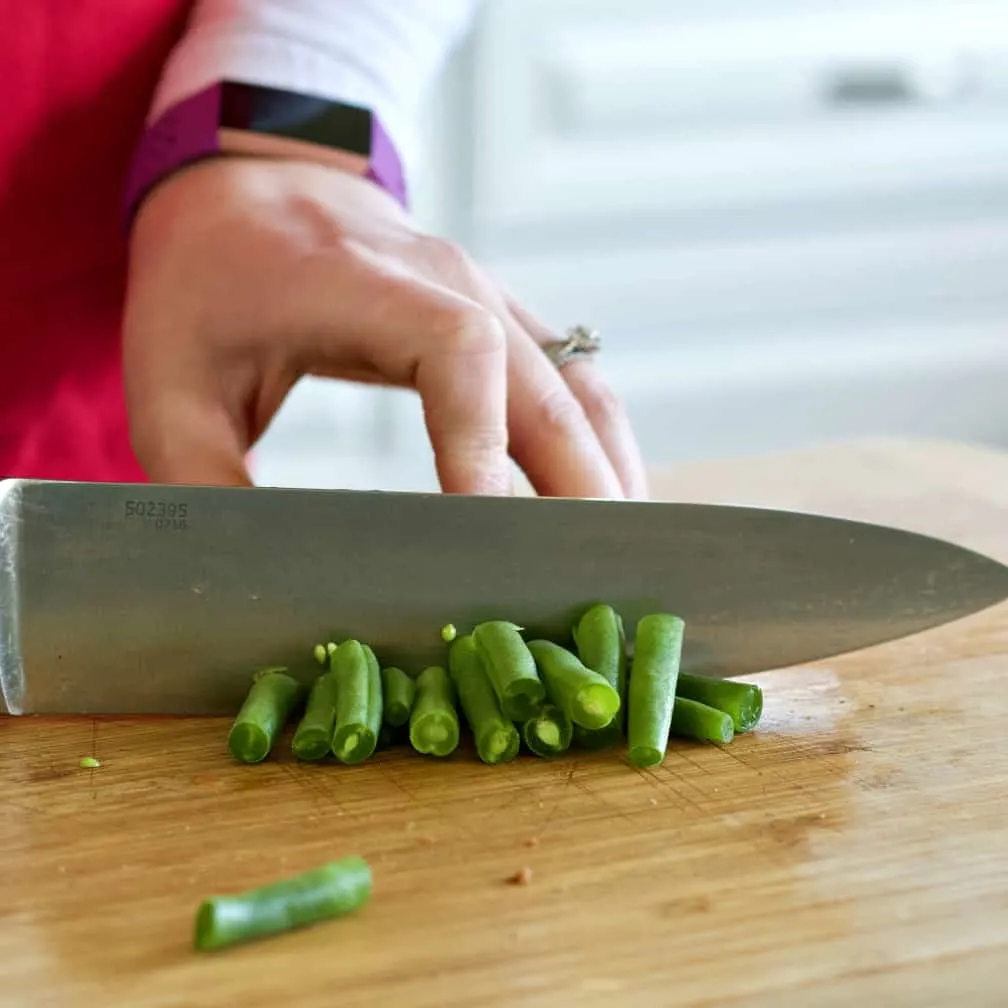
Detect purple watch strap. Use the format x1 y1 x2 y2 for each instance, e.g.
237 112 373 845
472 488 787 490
123 81 407 225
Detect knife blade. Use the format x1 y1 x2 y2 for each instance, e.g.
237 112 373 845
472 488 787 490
1 478 1006 715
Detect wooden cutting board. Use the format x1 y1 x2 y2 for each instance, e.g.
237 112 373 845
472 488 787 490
2 438 1007 1008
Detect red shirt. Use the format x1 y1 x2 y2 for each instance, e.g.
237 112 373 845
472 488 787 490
0 1 192 481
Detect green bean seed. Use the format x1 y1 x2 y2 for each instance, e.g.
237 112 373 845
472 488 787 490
291 672 339 761
194 856 372 952
228 667 303 764
675 672 763 733
448 635 520 765
526 640 620 730
472 620 545 721
381 666 416 728
330 641 382 764
521 704 573 758
409 666 460 757
627 614 686 767
572 603 627 749
669 697 734 744
440 623 457 643
312 643 328 667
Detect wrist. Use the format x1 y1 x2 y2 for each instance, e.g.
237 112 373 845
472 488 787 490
124 79 407 228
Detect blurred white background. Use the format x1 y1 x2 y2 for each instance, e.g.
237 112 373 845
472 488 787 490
251 0 1008 492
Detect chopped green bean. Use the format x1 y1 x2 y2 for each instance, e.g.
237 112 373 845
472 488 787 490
627 614 685 767
440 623 457 643
572 604 627 749
448 635 520 765
291 672 339 761
521 704 573 758
526 640 620 730
472 620 545 721
194 856 372 952
675 672 763 733
381 666 416 728
329 642 382 765
79 756 100 769
228 667 303 764
409 666 460 757
669 697 734 744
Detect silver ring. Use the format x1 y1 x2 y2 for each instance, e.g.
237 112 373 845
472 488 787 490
542 325 602 369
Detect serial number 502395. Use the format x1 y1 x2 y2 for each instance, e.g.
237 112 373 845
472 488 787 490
123 500 188 531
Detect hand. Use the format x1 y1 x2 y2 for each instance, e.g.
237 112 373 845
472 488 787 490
123 158 648 498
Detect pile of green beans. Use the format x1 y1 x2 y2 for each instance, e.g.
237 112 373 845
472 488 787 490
226 605 764 770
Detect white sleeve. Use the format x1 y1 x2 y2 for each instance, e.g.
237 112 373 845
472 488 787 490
148 0 481 181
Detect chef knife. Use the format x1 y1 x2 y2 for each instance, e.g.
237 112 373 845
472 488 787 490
1 478 1006 715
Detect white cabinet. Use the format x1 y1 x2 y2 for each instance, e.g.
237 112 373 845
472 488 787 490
252 0 1008 491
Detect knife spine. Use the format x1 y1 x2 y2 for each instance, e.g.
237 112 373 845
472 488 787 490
0 479 25 715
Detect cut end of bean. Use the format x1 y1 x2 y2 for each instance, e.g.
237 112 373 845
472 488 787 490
79 756 100 769
228 723 270 764
440 623 457 643
738 688 764 733
536 722 562 750
628 745 664 768
574 683 620 730
480 727 520 765
502 681 545 722
410 713 460 757
292 728 331 762
332 727 375 765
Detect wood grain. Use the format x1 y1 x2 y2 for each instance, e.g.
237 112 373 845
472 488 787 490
3 438 1007 1008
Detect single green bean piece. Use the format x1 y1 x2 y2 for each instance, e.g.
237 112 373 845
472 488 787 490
627 614 686 767
448 635 520 765
669 697 734 744
472 620 545 721
228 667 303 764
409 666 460 757
291 672 339 761
194 856 372 952
521 704 573 758
572 603 628 749
526 640 620 731
329 641 382 764
675 672 763 733
381 666 416 728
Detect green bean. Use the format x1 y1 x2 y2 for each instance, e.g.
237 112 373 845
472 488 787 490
448 635 520 765
228 667 303 764
521 704 573 758
675 672 763 733
409 666 460 757
472 620 545 721
669 697 734 744
627 614 685 767
194 856 372 952
381 666 416 728
526 640 620 730
330 641 382 764
572 604 627 749
291 672 339 761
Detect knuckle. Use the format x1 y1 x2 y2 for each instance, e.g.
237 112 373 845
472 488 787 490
533 383 587 435
438 304 507 359
423 235 474 282
575 375 625 423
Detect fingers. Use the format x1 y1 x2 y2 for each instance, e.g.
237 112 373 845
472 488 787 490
286 252 513 496
507 300 649 499
504 323 625 499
